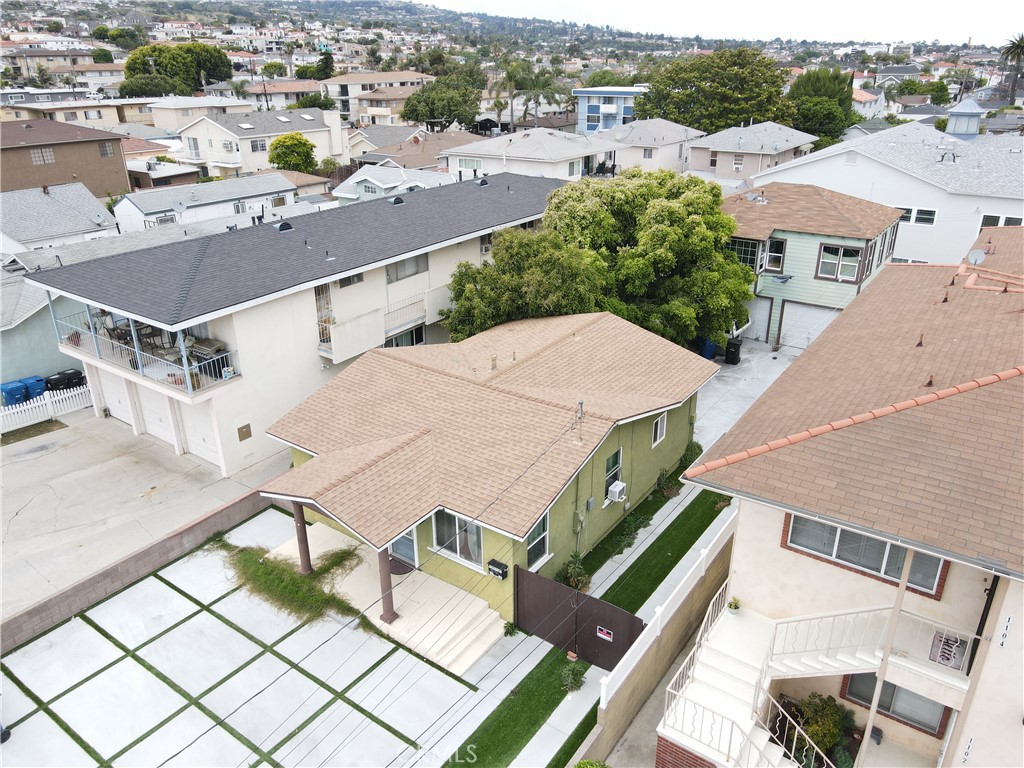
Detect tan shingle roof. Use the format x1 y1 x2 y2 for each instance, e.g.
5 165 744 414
722 183 904 241
684 228 1024 577
264 313 718 548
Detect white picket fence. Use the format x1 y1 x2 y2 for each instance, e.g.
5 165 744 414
1 385 93 433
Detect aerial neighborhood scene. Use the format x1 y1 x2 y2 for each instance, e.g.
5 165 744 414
1 0 1022 766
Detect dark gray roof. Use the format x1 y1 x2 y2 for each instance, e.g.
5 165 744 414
352 125 423 149
27 174 564 329
876 64 922 75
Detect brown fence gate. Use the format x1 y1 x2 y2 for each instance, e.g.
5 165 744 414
514 565 646 670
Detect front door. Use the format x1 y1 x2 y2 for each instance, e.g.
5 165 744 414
389 528 416 565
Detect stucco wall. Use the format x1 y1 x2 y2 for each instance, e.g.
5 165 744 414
2 294 81 382
1 140 130 197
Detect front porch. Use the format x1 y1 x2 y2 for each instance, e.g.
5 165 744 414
271 522 505 677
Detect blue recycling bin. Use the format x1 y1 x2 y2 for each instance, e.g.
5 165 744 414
19 375 47 399
1 381 28 406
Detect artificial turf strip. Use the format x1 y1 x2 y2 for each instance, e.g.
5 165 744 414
544 703 598 768
442 646 590 768
598 490 728 614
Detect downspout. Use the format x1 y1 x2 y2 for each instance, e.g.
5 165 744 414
967 575 998 674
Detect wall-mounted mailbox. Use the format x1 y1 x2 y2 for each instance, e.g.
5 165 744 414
488 559 508 580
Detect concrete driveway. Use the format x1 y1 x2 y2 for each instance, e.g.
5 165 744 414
1 409 290 619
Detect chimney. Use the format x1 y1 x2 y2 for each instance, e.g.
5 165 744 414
42 185 49 195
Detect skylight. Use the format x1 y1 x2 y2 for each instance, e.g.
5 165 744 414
275 116 291 122
238 122 255 129
300 114 315 121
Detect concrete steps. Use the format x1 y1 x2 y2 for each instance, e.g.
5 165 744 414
769 645 882 678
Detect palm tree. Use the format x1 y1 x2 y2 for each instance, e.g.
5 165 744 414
489 58 531 132
1000 33 1024 104
492 97 508 134
520 67 565 127
230 79 251 100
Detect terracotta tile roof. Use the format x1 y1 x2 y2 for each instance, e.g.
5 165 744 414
264 313 718 548
683 228 1024 577
722 183 904 241
120 136 169 155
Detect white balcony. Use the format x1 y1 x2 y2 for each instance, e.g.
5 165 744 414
599 103 619 115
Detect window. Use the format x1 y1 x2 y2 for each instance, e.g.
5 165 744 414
604 448 622 499
221 140 234 152
30 147 56 165
817 245 861 282
155 214 176 225
8 94 24 102
362 183 378 194
568 159 581 176
36 95 51 102
981 213 1023 230
98 141 114 158
728 238 760 271
709 151 718 168
678 144 684 159
64 111 79 122
84 110 101 119
457 157 481 170
732 154 744 172
386 253 428 283
384 324 425 347
434 509 482 567
181 108 192 116
271 195 286 208
250 138 267 152
587 114 600 125
652 413 667 447
788 516 943 593
480 233 492 253
898 207 912 223
233 201 246 214
602 96 615 105
527 514 548 568
339 273 363 288
138 106 152 114
980 214 1000 228
766 238 785 272
914 209 936 225
846 673 946 734
643 148 653 159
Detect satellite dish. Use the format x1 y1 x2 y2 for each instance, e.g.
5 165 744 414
172 200 187 213
89 212 106 225
966 249 986 266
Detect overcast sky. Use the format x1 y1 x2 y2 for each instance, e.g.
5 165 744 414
419 0 1011 49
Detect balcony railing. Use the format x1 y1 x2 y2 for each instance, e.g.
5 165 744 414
384 293 426 335
56 311 238 396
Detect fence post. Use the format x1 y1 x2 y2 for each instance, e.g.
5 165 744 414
599 675 609 709
44 390 56 420
699 547 709 577
653 605 664 637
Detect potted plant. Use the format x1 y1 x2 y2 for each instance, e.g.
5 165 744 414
727 596 740 614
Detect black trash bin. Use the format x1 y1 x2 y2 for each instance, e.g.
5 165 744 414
725 337 742 365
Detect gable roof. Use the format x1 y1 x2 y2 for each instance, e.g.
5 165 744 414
194 109 328 138
27 174 564 329
116 173 296 215
442 128 626 162
264 312 719 548
722 182 903 241
607 118 705 147
0 119 124 149
1 274 49 330
0 182 116 243
753 121 1024 199
684 227 1024 579
349 125 424 150
690 121 818 153
332 165 456 198
360 130 487 168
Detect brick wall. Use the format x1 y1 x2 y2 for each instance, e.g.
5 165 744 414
655 734 718 768
1 490 269 655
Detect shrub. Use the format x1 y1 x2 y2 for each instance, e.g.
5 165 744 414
560 661 585 691
503 620 518 637
657 466 681 497
799 692 845 754
555 551 591 592
681 440 703 470
576 761 610 768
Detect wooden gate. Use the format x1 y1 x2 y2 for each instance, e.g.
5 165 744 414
514 565 646 671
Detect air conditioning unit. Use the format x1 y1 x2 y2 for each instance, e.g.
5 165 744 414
480 244 491 254
607 481 627 503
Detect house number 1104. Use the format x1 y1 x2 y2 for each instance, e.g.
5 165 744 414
998 615 1012 647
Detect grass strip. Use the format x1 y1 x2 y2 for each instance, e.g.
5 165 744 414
581 488 670 576
442 646 589 768
544 703 598 768
598 490 728 614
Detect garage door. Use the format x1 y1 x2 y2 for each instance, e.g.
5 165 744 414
743 297 772 342
137 386 175 446
779 302 840 350
180 399 220 466
97 369 132 426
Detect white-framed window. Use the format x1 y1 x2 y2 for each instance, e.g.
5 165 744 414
433 509 482 567
766 238 785 272
384 324 424 347
8 94 24 102
138 106 152 114
250 138 267 152
817 244 861 282
788 516 942 593
30 147 56 165
155 214 176 225
221 140 234 152
897 207 912 222
604 448 622 499
233 201 246 214
36 95 51 102
586 114 600 125
84 109 101 119
732 154 744 172
271 195 286 208
181 108 192 116
652 413 667 447
568 159 581 176
846 673 945 734
728 238 760 271
480 233 492 254
527 514 548 568
457 157 481 170
362 183 378 194
678 144 684 159
386 253 428 283
339 273 363 288
642 148 653 159
64 111 79 122
914 209 936 225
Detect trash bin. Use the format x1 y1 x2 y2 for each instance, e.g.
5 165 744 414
1 381 28 406
19 375 47 399
58 369 85 388
697 337 717 359
725 337 742 365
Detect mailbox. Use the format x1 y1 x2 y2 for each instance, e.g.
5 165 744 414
487 559 508 580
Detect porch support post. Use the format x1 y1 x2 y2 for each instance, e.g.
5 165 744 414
855 550 914 768
290 501 313 575
377 548 398 624
128 318 144 375
84 304 102 357
177 333 194 395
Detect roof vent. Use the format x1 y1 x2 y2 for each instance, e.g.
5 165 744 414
475 178 488 186
272 221 293 231
391 196 404 205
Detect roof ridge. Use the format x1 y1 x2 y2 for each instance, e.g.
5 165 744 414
170 238 212 324
484 312 609 384
685 366 1024 479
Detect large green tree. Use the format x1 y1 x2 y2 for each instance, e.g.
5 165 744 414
268 131 317 174
792 97 847 149
634 48 796 134
400 75 480 130
291 93 337 110
92 48 114 64
519 67 565 127
119 74 192 98
787 67 853 117
107 26 148 51
313 50 335 80
125 43 231 92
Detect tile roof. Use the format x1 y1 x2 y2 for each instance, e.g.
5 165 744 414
689 121 818 153
0 182 116 243
722 183 903 241
442 128 626 162
362 131 487 168
606 118 706 146
26 174 564 328
264 313 719 548
683 228 1024 578
0 119 124 148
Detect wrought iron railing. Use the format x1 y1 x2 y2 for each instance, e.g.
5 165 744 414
759 693 837 768
772 606 889 659
664 579 730 720
892 610 977 674
384 292 426 335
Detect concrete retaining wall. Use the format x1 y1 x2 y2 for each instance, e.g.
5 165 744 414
1 490 269 655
